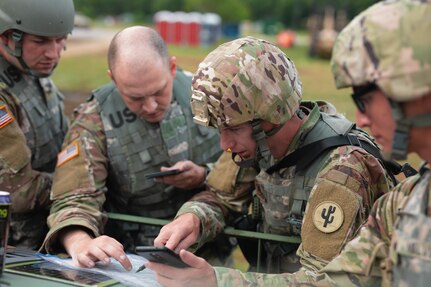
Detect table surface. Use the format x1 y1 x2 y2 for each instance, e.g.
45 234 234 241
1 249 125 287
1 271 125 287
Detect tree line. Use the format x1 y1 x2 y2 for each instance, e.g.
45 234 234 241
74 0 378 29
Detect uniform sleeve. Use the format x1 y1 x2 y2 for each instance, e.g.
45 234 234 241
309 175 420 286
297 145 393 271
0 93 52 214
212 147 402 287
40 100 109 254
176 151 257 245
213 266 319 287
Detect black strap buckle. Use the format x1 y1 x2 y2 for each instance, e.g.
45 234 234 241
347 134 362 147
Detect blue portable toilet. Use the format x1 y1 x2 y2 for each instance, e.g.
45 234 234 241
200 13 221 47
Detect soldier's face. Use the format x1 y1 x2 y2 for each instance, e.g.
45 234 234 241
114 57 176 123
21 33 66 76
220 122 256 159
354 89 396 154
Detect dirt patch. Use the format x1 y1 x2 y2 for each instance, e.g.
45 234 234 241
63 91 90 117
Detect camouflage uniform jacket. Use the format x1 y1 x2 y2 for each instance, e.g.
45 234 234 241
177 101 394 286
41 71 221 254
295 164 430 287
0 55 68 249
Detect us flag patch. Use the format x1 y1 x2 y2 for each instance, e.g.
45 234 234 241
56 141 79 167
0 105 14 129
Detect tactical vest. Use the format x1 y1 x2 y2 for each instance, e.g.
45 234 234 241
256 107 378 272
0 56 68 172
93 70 221 219
392 168 431 286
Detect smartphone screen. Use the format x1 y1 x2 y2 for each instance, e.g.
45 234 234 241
144 169 182 179
135 246 190 268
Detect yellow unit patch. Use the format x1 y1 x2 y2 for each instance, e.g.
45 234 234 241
0 105 14 129
301 178 361 261
56 141 79 167
313 201 344 233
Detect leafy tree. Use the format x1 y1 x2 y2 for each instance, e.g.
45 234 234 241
73 0 379 28
183 0 250 22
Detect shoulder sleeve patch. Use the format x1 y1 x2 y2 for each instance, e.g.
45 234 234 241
0 105 30 172
52 137 96 199
302 178 361 261
56 141 79 167
0 105 14 128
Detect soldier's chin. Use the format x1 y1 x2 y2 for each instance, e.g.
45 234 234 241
32 68 54 78
36 63 57 78
38 71 53 78
140 114 164 123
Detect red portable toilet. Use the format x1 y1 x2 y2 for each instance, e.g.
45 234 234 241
185 12 201 47
154 11 172 44
173 12 187 45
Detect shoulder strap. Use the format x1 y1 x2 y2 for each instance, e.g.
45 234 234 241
172 69 192 111
266 135 417 182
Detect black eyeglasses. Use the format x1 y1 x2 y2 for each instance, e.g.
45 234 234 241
351 83 378 113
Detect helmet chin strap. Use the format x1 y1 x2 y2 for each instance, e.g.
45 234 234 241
389 99 431 160
231 120 284 171
1 30 43 78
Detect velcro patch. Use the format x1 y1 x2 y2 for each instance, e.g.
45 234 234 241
51 137 94 199
56 141 79 167
302 179 361 261
0 105 14 128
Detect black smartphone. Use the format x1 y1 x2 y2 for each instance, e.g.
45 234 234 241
144 169 182 179
135 246 190 268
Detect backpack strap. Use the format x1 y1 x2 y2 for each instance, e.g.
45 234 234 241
266 135 417 182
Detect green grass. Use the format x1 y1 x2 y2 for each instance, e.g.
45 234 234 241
53 51 110 92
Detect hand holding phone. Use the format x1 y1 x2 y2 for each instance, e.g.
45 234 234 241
135 246 190 268
144 169 182 179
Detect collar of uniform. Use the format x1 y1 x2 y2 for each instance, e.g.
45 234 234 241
284 101 321 156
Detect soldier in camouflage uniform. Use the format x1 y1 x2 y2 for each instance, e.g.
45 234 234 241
291 0 431 286
0 0 74 249
147 36 396 286
39 26 223 271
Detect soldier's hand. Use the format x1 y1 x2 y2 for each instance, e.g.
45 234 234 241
156 161 205 189
61 229 132 271
154 213 200 253
145 249 217 287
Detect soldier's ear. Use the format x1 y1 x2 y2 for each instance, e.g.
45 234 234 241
107 69 114 82
0 32 11 45
169 56 177 77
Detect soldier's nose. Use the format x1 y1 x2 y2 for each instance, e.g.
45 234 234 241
355 109 370 128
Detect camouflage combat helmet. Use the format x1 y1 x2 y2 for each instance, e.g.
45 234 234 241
191 37 302 169
331 0 431 160
0 0 75 77
191 36 302 129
